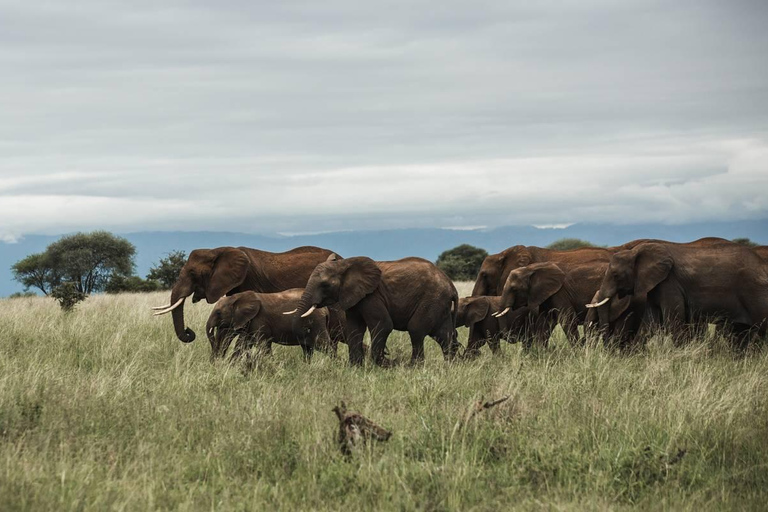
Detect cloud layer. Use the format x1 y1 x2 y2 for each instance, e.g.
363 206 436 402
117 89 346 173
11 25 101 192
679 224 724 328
1 0 767 238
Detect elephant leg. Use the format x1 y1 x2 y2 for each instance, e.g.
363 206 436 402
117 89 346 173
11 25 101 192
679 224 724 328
344 310 367 366
432 318 461 361
316 329 337 358
368 320 394 367
464 325 486 359
487 335 501 355
300 343 314 362
559 309 580 347
228 333 249 362
409 331 427 365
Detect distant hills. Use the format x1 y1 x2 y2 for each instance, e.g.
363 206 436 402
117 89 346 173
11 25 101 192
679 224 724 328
1 219 766 297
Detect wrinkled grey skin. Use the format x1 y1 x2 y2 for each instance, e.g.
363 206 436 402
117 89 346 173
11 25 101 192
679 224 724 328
206 289 333 363
294 256 461 366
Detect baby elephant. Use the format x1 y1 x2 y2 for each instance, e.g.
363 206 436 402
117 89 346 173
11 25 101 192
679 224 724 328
456 296 531 357
206 289 333 363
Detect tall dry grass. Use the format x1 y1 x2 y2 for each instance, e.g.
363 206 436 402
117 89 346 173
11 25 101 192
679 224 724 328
0 286 767 510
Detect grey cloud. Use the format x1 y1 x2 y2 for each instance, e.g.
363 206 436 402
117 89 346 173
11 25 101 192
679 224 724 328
0 0 767 238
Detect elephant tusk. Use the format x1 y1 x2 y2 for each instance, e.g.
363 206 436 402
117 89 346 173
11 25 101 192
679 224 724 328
152 297 185 316
493 307 510 318
152 304 170 310
586 297 610 308
282 308 298 315
300 305 317 318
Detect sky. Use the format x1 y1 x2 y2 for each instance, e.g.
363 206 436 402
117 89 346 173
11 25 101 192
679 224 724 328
1 0 767 241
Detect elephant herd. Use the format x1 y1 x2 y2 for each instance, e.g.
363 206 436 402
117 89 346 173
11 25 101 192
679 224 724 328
152 238 768 366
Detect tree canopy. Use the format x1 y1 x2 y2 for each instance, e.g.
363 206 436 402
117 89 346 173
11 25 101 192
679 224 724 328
546 238 595 250
436 244 488 281
12 231 136 296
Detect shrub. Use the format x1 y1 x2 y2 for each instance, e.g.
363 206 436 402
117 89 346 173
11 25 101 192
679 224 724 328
732 237 757 247
105 275 162 294
50 282 87 311
147 250 186 289
436 244 488 281
547 238 595 250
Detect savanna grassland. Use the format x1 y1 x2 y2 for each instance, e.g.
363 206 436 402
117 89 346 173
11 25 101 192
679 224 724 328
1 283 767 511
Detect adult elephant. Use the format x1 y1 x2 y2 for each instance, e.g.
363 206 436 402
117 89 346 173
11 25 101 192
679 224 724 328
288 256 460 366
587 241 768 348
585 237 737 347
755 246 768 261
472 245 615 297
494 261 610 348
472 238 731 298
153 246 338 343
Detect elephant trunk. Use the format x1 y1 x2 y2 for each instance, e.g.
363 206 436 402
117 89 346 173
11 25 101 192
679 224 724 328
594 281 617 331
206 314 217 353
171 283 195 343
471 276 488 297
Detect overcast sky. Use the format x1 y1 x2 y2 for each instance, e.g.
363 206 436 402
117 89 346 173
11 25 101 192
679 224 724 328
1 0 767 241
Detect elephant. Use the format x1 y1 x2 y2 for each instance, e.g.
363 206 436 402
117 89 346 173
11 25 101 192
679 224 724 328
456 296 530 357
755 246 768 261
472 238 732 298
585 237 741 348
492 262 613 348
587 241 768 349
206 289 333 363
152 245 340 346
289 256 461 366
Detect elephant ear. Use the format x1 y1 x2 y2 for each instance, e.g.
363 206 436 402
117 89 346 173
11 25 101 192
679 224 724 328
609 295 632 323
527 263 565 310
232 292 261 330
339 257 382 310
464 297 491 326
206 248 249 303
634 244 673 296
326 253 341 262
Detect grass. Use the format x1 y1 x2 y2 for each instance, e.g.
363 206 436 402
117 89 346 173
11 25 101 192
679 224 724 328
1 283 767 510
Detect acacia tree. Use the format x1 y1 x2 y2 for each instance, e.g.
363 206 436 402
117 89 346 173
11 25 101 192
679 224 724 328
147 250 187 289
11 231 136 296
46 231 136 294
11 253 61 295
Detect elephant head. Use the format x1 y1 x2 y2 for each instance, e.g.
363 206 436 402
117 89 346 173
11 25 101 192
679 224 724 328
472 246 532 296
205 291 262 359
456 296 493 328
586 244 673 328
153 247 251 343
494 262 565 318
294 256 381 316
585 290 632 328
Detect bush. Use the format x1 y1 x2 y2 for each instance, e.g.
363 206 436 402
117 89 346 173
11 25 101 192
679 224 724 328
12 231 136 295
732 237 758 247
105 275 162 294
8 291 37 299
436 244 488 281
147 250 186 289
50 282 87 311
547 238 595 250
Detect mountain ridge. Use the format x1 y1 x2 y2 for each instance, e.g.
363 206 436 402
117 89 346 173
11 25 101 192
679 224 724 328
2 220 766 297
